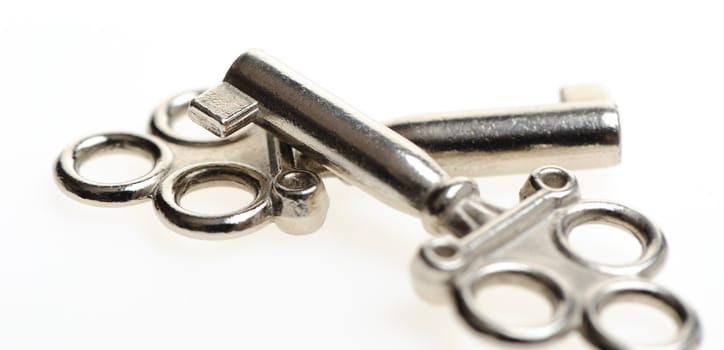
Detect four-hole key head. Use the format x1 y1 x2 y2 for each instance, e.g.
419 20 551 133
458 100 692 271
188 50 700 348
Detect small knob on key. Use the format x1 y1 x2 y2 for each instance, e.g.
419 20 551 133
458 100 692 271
188 82 260 138
271 169 329 235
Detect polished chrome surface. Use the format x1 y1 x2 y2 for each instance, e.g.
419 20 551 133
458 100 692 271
191 51 453 216
189 50 699 348
387 85 620 176
190 50 500 231
583 280 701 350
188 50 621 237
55 132 173 206
412 166 699 348
188 82 259 138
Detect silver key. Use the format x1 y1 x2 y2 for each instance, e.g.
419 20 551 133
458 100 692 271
188 49 700 349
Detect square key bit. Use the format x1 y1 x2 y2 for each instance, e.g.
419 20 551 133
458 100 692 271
188 82 259 138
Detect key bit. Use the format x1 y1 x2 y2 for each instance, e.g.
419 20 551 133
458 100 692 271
189 82 259 138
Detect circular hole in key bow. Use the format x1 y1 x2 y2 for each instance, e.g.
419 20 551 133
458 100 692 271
598 292 681 345
275 170 318 194
538 169 571 189
568 223 643 265
179 180 256 216
473 273 557 327
79 149 154 183
432 244 458 258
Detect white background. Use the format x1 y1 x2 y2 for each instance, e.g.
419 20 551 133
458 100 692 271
1 1 722 349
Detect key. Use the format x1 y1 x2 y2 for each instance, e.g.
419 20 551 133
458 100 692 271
189 50 700 348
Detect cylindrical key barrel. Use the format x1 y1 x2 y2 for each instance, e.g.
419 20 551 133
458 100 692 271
222 49 453 215
387 102 620 176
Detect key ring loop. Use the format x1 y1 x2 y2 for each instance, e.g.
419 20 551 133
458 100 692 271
453 261 578 343
582 279 701 350
55 132 172 205
153 162 273 239
554 201 667 277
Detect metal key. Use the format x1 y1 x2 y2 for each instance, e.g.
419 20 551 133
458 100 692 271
186 49 559 234
189 49 700 349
